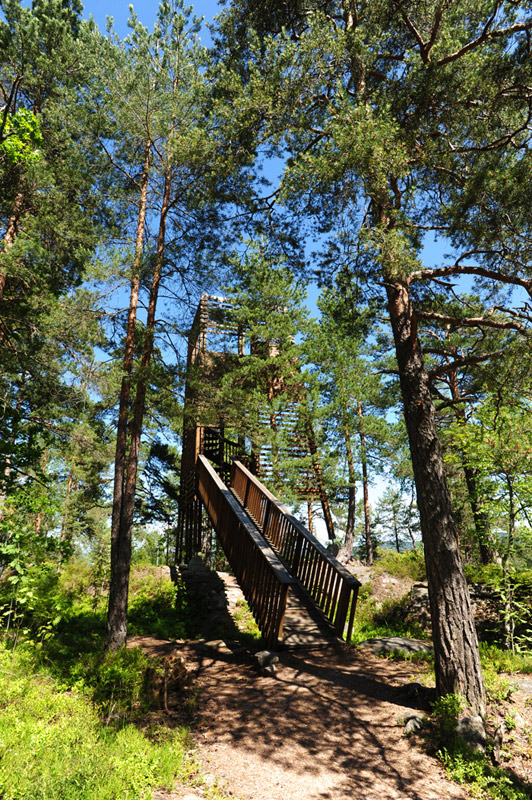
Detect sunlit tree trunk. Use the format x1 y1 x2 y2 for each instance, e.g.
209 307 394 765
338 418 357 564
105 142 151 650
386 277 485 714
357 401 373 566
0 187 26 304
106 163 171 650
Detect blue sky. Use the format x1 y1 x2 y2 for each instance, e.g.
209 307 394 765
83 0 223 40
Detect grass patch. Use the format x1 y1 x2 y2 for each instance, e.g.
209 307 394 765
128 570 194 640
233 598 262 640
372 549 426 581
431 693 531 800
351 588 430 646
439 746 530 800
0 644 192 800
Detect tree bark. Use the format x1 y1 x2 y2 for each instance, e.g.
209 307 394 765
502 473 516 652
357 401 373 565
307 498 314 535
105 142 151 650
60 464 74 545
386 278 486 714
106 163 171 650
307 423 336 542
337 418 356 564
0 187 26 304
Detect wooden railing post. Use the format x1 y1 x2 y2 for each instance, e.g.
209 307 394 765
262 497 272 537
292 531 303 575
334 583 351 638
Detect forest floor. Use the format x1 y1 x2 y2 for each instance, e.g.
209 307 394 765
129 565 532 800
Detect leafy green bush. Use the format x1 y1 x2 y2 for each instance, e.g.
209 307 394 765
0 562 71 642
432 692 530 799
480 642 532 677
373 549 426 581
68 646 152 714
432 692 464 742
128 570 193 639
439 747 528 800
350 591 430 645
0 644 191 800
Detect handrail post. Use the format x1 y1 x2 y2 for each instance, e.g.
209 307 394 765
334 583 351 638
262 497 272 536
292 530 303 574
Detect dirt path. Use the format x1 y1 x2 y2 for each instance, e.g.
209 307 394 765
134 635 468 800
189 643 468 800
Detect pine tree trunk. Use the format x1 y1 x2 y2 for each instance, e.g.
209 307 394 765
106 164 170 650
386 278 486 714
60 465 74 545
338 419 356 563
357 401 373 566
0 188 26 304
307 423 336 542
449 367 494 564
105 143 151 651
307 498 314 535
502 473 516 652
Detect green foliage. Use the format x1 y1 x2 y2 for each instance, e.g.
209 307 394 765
68 646 152 715
480 643 532 678
350 589 430 645
439 747 529 800
0 561 202 716
432 693 530 798
128 570 193 640
0 562 70 643
0 108 42 164
432 693 465 741
233 598 262 641
465 563 505 585
373 549 426 581
0 644 191 800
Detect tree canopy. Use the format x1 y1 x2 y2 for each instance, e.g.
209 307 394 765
1 0 532 717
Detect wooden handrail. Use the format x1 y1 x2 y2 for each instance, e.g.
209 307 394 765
231 460 361 641
197 455 292 649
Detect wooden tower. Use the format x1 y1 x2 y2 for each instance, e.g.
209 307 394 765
175 293 334 564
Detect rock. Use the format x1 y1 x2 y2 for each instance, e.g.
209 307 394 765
202 640 232 655
512 712 525 730
399 711 427 735
455 715 486 753
395 681 436 709
492 721 506 764
514 677 532 694
188 555 208 572
255 650 279 675
357 636 433 656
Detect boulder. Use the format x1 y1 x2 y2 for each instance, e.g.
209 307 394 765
455 715 486 753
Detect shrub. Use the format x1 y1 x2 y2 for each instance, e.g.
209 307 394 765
68 646 152 715
0 644 191 800
373 549 426 581
128 570 193 640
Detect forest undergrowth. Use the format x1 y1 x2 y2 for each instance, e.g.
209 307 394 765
0 560 231 800
1 554 532 800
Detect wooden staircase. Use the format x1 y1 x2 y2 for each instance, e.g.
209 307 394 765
196 455 361 649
